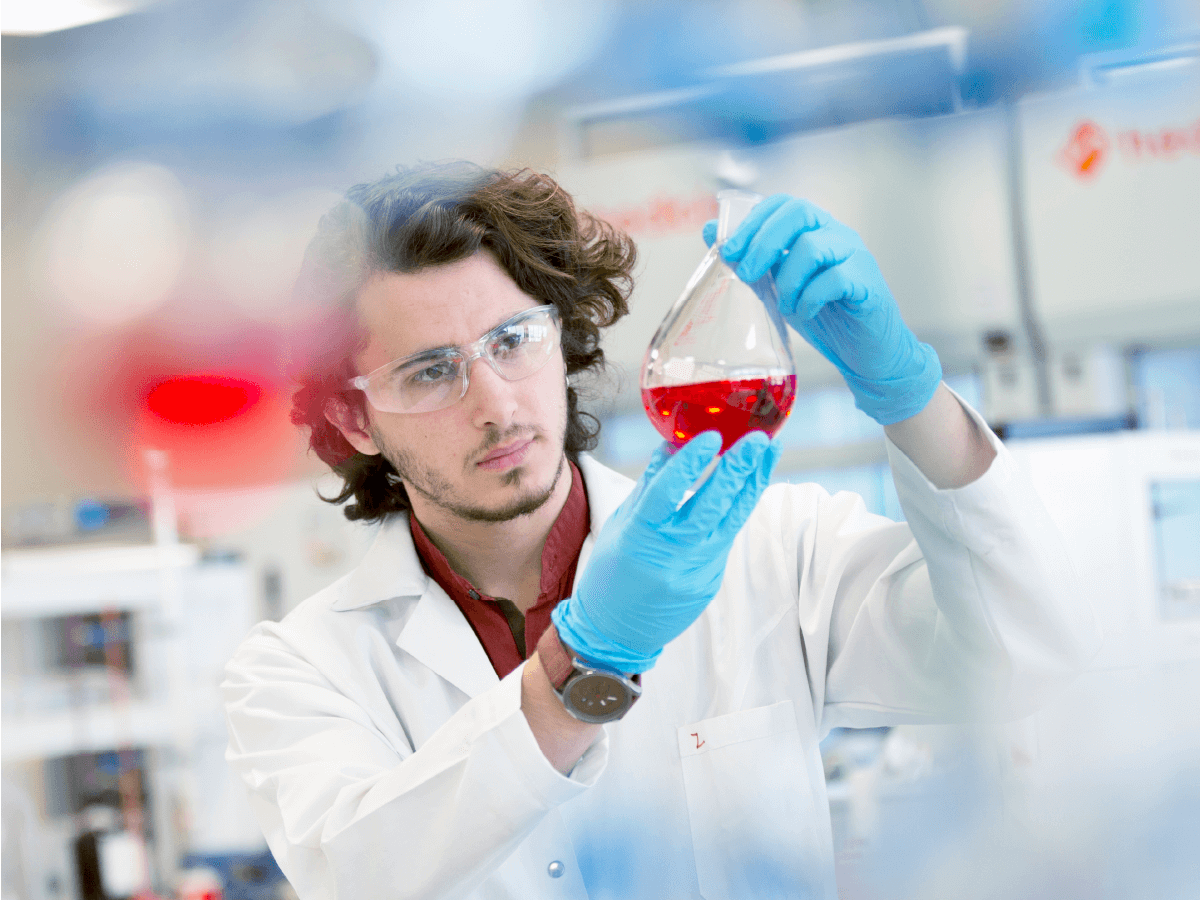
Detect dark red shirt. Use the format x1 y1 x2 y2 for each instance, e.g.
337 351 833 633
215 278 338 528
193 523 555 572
408 462 590 679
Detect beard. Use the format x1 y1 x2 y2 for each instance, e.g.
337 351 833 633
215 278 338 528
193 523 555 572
373 424 567 524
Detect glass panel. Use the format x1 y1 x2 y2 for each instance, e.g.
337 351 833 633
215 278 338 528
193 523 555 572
1133 347 1200 430
1150 478 1200 621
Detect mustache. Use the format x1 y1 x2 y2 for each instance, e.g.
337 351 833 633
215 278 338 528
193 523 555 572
469 426 542 464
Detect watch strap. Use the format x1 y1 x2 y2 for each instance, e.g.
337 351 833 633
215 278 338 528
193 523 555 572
536 623 641 692
535 623 575 690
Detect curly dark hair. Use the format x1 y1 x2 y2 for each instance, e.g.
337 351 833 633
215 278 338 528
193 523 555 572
289 162 637 523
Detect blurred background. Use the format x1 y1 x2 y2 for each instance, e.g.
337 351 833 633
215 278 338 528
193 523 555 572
2 0 1199 898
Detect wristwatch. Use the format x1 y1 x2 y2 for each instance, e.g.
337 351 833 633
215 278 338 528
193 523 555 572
535 624 641 725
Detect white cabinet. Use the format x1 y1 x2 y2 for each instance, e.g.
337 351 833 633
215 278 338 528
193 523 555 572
1 543 262 897
1017 68 1200 346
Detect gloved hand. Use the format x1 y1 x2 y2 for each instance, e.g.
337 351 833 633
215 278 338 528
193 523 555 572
552 430 779 673
704 195 942 425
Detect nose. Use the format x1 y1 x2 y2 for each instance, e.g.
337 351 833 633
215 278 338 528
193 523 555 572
464 353 519 431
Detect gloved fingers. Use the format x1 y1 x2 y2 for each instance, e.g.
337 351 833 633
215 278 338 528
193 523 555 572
677 431 772 533
725 197 833 284
774 223 864 321
800 262 874 320
702 219 718 248
718 193 790 263
641 440 677 484
637 430 723 524
719 438 781 536
620 440 678 514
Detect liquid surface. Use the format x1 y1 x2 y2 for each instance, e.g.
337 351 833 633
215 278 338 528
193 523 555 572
642 376 797 451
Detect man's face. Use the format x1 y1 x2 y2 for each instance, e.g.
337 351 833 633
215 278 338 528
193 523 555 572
342 251 569 524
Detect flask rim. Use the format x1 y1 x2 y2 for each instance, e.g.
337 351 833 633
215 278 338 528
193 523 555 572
715 189 764 243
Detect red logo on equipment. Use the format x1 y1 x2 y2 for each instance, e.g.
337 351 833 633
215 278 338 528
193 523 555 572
1060 120 1110 180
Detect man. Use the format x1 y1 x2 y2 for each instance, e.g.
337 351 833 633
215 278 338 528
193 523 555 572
223 163 1098 899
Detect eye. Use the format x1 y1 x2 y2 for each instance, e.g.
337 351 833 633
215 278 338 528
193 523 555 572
491 326 530 359
405 359 459 386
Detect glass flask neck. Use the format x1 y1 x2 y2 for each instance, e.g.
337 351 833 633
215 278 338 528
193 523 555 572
716 189 764 244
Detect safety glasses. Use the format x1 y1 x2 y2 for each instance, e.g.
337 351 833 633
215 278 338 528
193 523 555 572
347 305 561 414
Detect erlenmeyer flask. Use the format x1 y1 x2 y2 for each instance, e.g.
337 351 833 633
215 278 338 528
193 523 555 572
641 189 797 452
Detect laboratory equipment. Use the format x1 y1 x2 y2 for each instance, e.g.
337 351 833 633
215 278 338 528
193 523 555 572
641 189 796 451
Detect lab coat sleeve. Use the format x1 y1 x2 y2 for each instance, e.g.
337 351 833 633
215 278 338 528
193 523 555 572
222 626 605 900
793 398 1102 733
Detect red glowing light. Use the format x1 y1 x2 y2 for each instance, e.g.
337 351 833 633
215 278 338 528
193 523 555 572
145 375 262 425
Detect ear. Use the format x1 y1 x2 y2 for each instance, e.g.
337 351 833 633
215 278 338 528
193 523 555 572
324 396 382 457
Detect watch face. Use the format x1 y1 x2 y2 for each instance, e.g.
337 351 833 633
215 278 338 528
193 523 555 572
565 672 632 723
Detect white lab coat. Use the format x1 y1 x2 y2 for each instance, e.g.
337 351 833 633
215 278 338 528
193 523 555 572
223 400 1099 900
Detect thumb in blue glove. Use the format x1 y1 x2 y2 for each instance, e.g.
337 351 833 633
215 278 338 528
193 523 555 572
552 430 780 673
704 195 941 425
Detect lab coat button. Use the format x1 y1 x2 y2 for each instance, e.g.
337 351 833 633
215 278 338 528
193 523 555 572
547 860 565 878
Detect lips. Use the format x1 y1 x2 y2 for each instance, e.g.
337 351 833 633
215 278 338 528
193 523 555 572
476 437 535 470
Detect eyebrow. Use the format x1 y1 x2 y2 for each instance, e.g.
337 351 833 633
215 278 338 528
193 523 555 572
388 346 457 370
393 307 535 362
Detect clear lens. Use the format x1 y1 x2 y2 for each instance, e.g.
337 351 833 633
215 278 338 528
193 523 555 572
386 354 463 413
360 306 560 414
489 316 554 372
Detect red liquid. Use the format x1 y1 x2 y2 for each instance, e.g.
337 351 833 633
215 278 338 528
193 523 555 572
642 376 797 452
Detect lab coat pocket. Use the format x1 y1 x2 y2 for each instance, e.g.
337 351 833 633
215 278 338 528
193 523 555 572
678 700 824 900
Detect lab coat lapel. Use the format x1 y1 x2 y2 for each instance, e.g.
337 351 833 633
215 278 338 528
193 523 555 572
334 515 497 699
396 581 499 699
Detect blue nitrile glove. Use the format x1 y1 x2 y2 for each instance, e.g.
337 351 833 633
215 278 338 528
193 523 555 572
703 195 942 425
552 430 780 674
